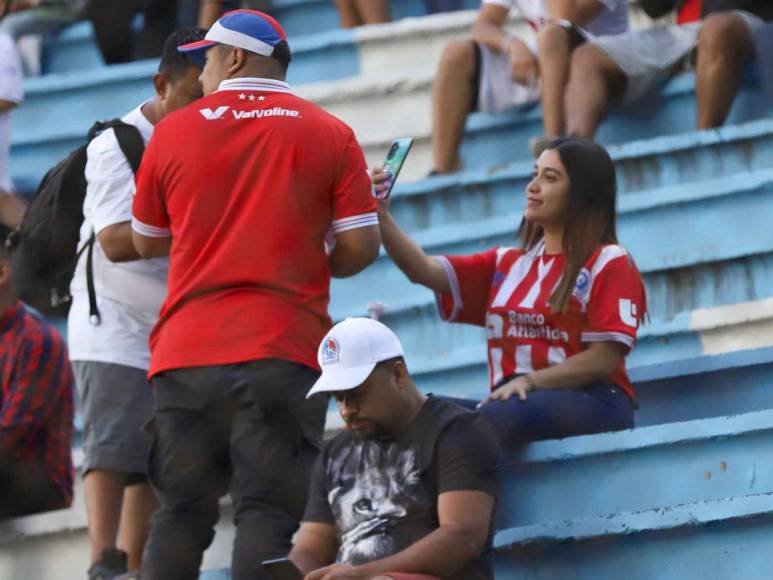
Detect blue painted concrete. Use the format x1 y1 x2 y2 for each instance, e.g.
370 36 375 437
196 411 773 580
494 493 773 579
272 0 468 43
322 169 773 380
329 164 773 325
40 22 103 76
37 3 362 76
11 29 358 192
326 300 706 388
498 409 773 529
460 70 772 169
286 28 359 85
11 65 772 193
37 0 477 77
410 344 773 425
199 571 231 580
496 491 773 547
19 8 773 578
634 350 773 427
312 118 773 382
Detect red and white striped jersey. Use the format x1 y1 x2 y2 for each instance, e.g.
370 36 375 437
435 242 646 399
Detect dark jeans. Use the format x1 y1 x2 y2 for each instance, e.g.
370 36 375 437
444 382 634 449
86 0 178 64
0 458 67 519
141 359 326 580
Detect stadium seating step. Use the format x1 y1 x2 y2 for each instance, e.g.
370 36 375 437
397 334 773 420
350 294 773 401
39 5 480 78
11 65 771 193
11 4 689 190
496 408 773 529
329 159 773 358
12 9 485 192
200 492 773 578
493 491 773 579
6 380 772 579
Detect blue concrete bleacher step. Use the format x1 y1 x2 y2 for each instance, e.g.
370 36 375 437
460 69 772 171
497 408 773 528
13 62 772 194
198 407 773 579
40 0 480 76
331 159 773 318
409 344 773 429
326 161 773 381
494 491 773 579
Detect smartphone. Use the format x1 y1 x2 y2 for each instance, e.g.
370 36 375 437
261 557 304 580
375 137 413 200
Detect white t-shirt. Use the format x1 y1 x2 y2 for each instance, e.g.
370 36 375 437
67 103 168 371
0 33 24 192
484 0 629 37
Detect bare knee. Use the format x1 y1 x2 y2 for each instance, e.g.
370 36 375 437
438 40 477 79
698 13 754 61
568 43 625 99
565 44 625 137
538 23 571 57
568 44 607 90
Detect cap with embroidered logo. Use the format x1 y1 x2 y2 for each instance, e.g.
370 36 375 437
306 318 404 398
177 9 287 67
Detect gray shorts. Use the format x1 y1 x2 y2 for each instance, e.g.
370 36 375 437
593 11 765 104
74 361 154 478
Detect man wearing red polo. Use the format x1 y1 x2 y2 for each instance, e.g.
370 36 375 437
131 10 380 579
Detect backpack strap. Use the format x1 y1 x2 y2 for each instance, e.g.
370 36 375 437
85 232 100 326
111 123 145 174
89 119 145 173
82 119 146 326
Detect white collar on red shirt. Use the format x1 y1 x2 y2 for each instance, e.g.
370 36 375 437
216 77 294 94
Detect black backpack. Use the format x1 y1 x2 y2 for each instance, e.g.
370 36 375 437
9 119 145 320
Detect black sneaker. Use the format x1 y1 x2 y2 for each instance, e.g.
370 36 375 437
88 548 128 580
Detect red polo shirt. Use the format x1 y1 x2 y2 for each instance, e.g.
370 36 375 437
132 78 377 378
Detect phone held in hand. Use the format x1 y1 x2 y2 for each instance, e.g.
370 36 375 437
375 137 413 200
261 557 304 580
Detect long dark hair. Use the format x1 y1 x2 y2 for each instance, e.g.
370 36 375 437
518 137 618 313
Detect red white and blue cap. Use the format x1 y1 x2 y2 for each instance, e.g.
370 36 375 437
306 318 405 398
177 9 287 66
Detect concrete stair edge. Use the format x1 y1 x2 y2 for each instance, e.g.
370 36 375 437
494 491 773 550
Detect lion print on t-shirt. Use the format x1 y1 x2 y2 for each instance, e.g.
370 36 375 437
328 440 427 564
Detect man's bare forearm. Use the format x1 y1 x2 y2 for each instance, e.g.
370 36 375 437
356 524 486 578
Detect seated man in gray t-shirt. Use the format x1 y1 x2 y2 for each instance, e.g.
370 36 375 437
290 318 502 580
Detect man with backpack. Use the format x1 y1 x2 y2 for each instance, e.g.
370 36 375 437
65 28 205 580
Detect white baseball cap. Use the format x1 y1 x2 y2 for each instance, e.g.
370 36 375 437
306 318 404 398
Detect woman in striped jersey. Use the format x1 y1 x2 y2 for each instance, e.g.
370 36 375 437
373 137 646 448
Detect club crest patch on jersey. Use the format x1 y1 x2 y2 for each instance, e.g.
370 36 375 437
322 337 340 365
573 268 591 302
